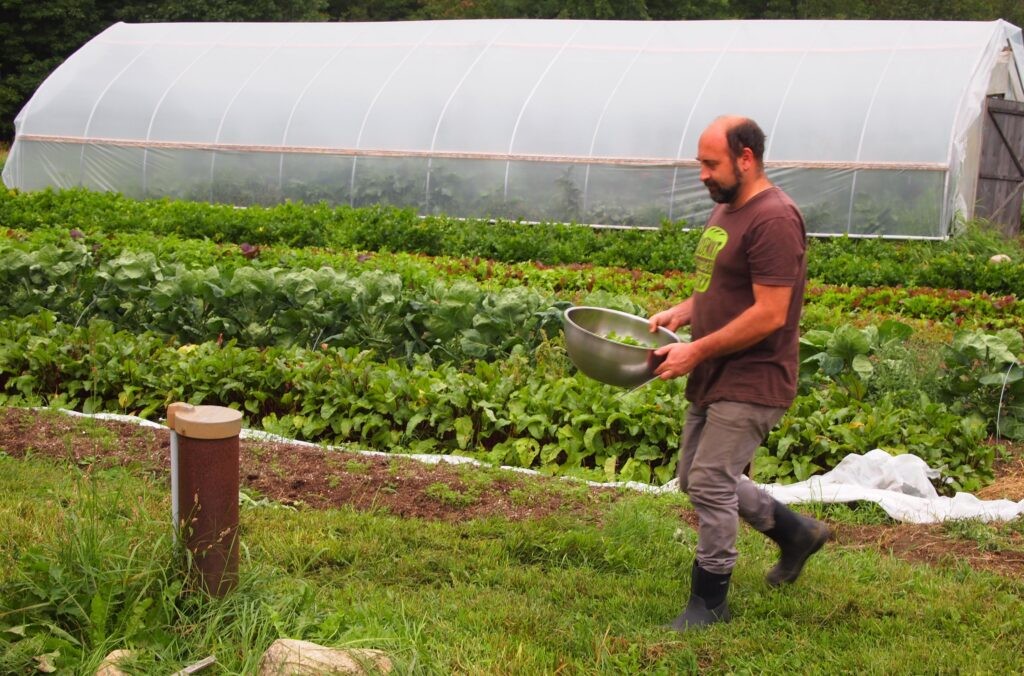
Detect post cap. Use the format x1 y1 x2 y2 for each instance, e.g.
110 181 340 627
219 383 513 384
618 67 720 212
167 402 243 440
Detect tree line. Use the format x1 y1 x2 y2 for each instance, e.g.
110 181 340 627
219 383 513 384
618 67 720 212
2 0 1022 141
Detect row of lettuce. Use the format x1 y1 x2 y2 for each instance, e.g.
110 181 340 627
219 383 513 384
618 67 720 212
3 187 1024 294
2 218 1023 491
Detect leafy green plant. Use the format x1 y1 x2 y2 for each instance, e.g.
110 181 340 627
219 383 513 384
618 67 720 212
798 320 915 398
759 388 990 492
1 189 1021 488
0 188 704 273
766 320 996 491
938 328 1024 440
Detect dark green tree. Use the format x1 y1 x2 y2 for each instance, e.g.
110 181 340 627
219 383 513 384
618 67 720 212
114 0 326 22
0 0 327 141
726 0 1023 24
1 0 104 139
325 0 423 21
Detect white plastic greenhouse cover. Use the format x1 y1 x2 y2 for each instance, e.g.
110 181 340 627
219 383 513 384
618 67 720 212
4 19 1024 238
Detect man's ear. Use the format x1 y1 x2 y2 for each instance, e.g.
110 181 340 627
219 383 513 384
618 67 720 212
739 146 756 170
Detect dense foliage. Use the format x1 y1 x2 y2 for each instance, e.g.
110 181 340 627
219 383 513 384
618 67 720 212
5 224 1024 350
0 310 1010 491
0 234 574 360
1 196 1023 491
4 189 1023 297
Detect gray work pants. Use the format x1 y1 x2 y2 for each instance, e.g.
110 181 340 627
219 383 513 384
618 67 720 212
677 400 787 575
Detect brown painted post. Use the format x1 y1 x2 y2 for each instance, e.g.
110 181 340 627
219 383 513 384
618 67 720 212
167 403 243 596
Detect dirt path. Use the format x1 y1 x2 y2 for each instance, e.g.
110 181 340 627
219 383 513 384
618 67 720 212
2 407 1022 579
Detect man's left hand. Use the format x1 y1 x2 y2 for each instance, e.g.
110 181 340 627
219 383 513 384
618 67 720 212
652 342 702 380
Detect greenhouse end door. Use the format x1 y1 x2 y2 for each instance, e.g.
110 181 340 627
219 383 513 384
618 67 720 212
977 97 1024 236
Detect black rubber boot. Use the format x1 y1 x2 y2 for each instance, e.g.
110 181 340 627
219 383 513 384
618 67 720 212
762 500 830 587
666 562 731 631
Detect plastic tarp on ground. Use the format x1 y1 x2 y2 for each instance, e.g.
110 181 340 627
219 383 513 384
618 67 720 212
759 449 1024 524
4 19 1023 238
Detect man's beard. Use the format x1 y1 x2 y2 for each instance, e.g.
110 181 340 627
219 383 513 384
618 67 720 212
704 159 743 204
704 179 740 204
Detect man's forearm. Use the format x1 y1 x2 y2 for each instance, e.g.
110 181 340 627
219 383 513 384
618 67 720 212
689 301 785 362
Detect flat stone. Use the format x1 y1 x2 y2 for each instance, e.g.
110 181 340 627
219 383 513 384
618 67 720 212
95 650 136 676
259 638 393 675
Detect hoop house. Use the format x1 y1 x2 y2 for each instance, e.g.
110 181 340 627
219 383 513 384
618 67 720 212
4 19 1023 238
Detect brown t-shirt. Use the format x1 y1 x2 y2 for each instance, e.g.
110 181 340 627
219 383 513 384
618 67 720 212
685 186 807 408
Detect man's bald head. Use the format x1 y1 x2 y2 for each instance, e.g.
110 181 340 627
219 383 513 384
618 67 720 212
697 116 770 206
708 116 766 167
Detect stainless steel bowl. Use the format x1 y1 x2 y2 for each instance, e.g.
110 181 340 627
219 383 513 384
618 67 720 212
562 306 681 388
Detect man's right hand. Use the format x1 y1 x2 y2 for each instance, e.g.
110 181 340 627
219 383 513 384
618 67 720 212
648 299 692 333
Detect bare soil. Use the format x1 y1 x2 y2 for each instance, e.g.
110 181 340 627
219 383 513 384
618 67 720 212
2 407 1022 579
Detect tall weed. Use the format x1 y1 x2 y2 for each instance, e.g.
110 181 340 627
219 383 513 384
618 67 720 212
0 464 391 673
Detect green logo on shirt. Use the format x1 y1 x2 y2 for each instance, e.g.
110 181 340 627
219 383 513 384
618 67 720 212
693 226 728 292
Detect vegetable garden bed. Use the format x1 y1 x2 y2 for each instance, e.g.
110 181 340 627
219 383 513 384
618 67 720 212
1 188 1023 491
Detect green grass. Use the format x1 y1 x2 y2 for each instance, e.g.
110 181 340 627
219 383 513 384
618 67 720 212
1 452 1023 674
424 481 477 507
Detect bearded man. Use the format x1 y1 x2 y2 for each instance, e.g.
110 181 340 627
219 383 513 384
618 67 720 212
649 115 829 631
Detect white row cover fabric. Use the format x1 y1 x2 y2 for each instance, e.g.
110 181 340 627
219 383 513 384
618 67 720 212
5 19 1024 237
760 449 1024 524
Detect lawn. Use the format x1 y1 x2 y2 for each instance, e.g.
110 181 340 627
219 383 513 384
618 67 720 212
2 408 1023 674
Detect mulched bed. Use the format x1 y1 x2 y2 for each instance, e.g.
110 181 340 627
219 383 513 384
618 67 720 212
0 407 620 523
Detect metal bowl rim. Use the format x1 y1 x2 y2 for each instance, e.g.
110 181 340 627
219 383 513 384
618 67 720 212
563 305 680 349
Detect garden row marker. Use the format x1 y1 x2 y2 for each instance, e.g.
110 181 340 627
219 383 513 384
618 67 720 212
167 403 243 597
